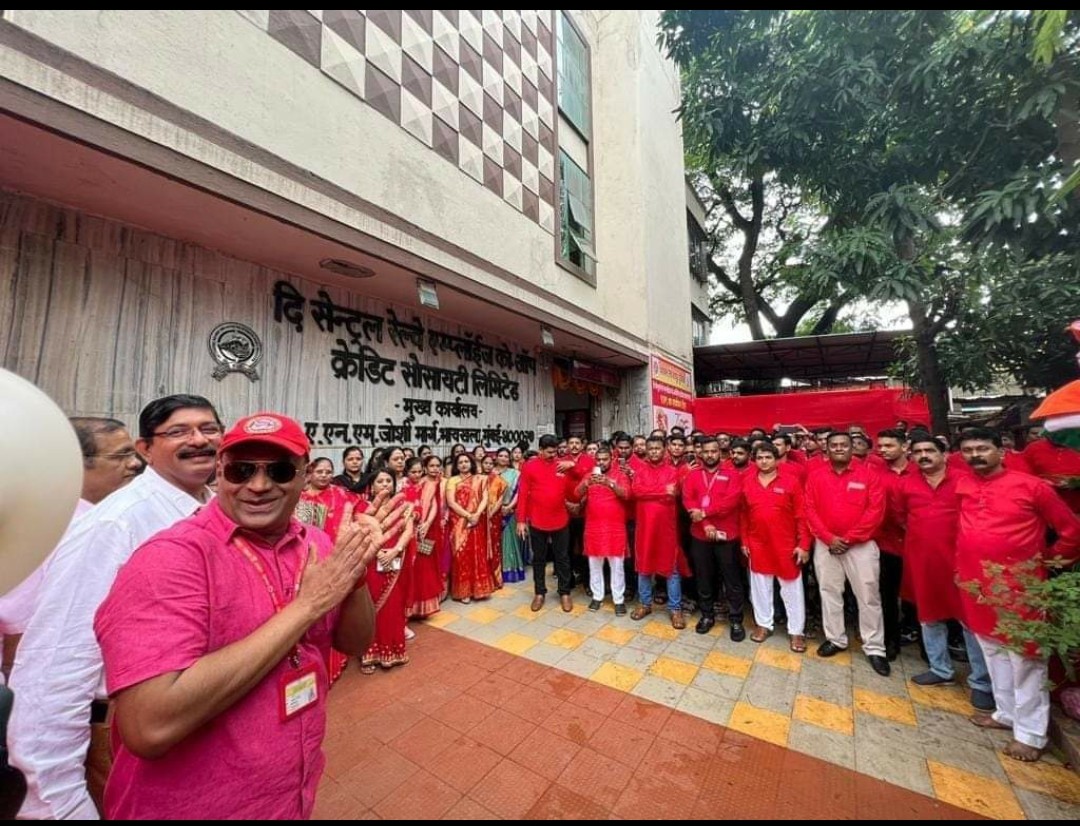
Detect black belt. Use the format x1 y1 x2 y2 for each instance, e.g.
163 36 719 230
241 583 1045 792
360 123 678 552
90 700 109 725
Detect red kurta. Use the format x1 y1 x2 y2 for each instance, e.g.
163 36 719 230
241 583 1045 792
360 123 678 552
874 462 916 557
1022 438 1080 513
740 472 811 580
632 461 690 577
954 469 1080 642
893 470 964 622
579 469 630 558
681 466 743 541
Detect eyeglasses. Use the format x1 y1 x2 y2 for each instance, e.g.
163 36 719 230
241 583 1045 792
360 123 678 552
222 460 299 485
99 450 140 462
151 423 224 441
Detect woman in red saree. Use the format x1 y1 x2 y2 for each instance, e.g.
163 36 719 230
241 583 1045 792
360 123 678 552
294 457 357 683
446 454 494 603
359 470 415 674
482 454 507 589
408 455 445 617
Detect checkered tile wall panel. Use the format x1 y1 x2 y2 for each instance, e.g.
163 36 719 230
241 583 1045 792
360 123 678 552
238 10 558 234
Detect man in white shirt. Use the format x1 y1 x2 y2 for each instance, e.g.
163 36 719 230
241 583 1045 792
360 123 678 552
8 395 222 819
0 418 143 673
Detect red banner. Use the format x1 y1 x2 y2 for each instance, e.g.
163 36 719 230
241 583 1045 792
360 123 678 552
694 388 930 437
651 355 694 410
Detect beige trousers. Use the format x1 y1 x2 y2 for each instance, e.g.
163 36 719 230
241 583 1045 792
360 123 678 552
813 539 886 656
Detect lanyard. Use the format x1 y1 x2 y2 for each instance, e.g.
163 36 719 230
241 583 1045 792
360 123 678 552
232 535 304 668
701 468 722 496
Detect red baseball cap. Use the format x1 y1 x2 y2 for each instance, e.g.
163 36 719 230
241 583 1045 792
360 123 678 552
219 412 310 457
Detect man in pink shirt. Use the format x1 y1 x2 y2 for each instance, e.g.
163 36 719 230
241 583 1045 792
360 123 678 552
94 413 393 820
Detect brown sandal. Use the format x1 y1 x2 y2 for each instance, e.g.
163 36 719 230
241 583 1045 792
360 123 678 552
631 605 653 621
671 610 686 630
789 635 807 653
1003 741 1044 762
750 627 773 643
970 713 1011 731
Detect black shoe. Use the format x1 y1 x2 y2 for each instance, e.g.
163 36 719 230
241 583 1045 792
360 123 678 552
730 622 746 642
900 628 920 646
868 655 891 677
886 644 900 662
948 642 970 664
588 599 602 612
614 603 627 617
695 616 715 635
817 641 847 658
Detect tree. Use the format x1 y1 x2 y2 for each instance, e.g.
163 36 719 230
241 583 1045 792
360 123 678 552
661 10 1080 432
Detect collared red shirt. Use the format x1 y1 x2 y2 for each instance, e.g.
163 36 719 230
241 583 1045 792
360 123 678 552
94 499 339 821
804 461 885 546
1022 438 1080 513
9 470 205 821
682 466 743 540
516 456 571 531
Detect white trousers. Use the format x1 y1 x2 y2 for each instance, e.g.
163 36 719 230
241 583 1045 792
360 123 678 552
749 571 806 636
813 539 885 656
976 634 1050 749
588 557 626 605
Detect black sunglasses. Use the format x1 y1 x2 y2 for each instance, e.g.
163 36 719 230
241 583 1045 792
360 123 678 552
222 460 299 485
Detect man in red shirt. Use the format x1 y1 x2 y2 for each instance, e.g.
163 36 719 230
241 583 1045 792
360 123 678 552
893 433 993 710
1022 426 1080 514
577 444 631 616
956 428 1080 762
682 437 747 639
874 428 915 660
804 432 890 676
630 437 689 629
741 442 811 652
517 434 575 612
772 433 807 483
724 439 753 476
94 412 387 820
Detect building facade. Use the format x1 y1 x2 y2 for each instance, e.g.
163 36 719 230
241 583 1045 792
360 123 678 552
0 10 694 452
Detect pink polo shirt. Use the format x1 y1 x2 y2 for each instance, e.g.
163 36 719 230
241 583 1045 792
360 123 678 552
94 499 339 820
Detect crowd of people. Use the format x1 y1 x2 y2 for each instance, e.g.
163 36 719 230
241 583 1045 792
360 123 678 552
1 397 1078 820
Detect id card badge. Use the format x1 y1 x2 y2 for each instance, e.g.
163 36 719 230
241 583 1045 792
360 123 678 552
701 495 711 508
280 662 319 721
716 530 727 541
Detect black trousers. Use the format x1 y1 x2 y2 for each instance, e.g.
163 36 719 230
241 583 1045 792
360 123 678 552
880 551 903 651
530 527 572 596
568 516 588 587
690 537 745 621
625 520 638 597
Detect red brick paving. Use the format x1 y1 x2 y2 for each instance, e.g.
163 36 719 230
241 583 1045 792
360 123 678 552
315 625 983 820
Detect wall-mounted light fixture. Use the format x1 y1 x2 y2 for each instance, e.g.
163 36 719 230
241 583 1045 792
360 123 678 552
417 278 440 309
319 258 376 278
541 325 555 347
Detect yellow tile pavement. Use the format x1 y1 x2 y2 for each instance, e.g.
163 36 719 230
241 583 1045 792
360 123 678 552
729 701 791 747
793 695 854 736
641 620 681 641
545 628 587 650
590 662 644 692
906 682 977 717
648 656 699 686
854 687 917 726
512 604 542 621
422 611 460 629
702 650 753 679
928 761 1025 820
754 646 803 673
998 753 1080 806
494 632 538 656
465 606 504 624
594 624 636 646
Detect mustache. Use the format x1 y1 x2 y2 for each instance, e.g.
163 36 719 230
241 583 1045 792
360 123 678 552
967 458 988 465
177 447 217 460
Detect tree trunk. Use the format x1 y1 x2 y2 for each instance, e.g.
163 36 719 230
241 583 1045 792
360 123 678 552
908 299 951 435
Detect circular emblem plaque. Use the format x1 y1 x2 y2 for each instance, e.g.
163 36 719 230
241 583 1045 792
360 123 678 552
208 322 262 382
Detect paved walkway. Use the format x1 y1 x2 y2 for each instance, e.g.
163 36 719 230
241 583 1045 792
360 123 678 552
382 578 1080 820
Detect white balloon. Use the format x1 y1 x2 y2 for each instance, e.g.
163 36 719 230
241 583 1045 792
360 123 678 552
0 369 82 593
